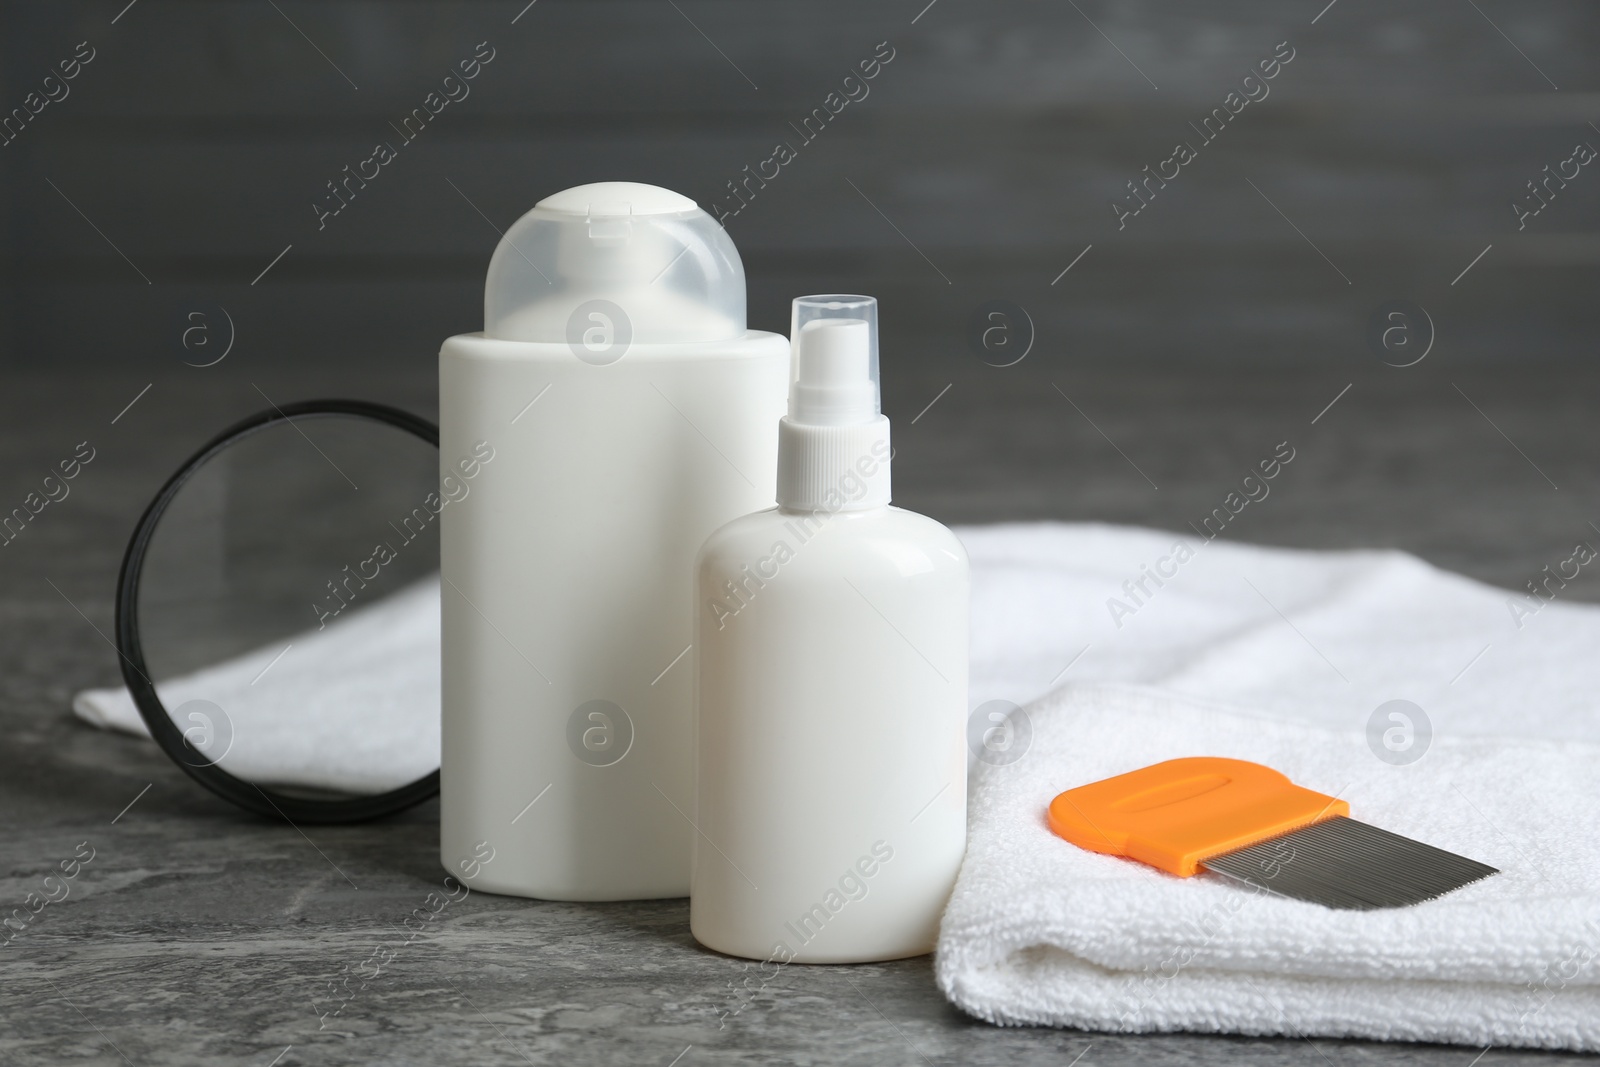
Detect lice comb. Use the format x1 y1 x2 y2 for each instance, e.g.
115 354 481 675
1047 757 1497 910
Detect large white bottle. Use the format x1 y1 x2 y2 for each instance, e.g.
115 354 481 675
439 182 789 899
692 295 969 962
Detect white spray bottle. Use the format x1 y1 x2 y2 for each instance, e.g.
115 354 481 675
439 182 789 899
692 295 969 962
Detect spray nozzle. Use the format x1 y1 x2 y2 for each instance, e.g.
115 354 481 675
788 296 880 427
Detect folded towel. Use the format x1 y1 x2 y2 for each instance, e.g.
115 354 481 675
80 523 1597 781
72 577 439 794
935 682 1600 1051
959 523 1600 744
939 523 1600 1050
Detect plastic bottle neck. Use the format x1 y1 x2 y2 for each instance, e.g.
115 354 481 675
775 414 892 512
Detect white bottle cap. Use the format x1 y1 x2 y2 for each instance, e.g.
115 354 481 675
483 181 746 345
777 295 891 511
788 295 879 424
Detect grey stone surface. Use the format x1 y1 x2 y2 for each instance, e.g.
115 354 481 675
1 367 1594 1065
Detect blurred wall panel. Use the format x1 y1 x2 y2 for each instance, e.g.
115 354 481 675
1 0 1595 370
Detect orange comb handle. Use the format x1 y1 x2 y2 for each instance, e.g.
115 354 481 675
1047 757 1349 877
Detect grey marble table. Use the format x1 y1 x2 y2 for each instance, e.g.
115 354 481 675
1 364 1594 1066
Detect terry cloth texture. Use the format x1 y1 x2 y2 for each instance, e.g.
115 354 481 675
939 524 1600 1051
73 576 438 794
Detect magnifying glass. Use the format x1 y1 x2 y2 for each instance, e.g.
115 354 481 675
111 400 441 823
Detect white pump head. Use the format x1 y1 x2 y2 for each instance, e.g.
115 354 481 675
777 295 892 511
788 295 880 426
483 181 746 345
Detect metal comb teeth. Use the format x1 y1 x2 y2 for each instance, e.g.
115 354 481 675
1200 815 1499 910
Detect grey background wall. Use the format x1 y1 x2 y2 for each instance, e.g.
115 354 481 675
3 0 1596 376
2 0 1598 595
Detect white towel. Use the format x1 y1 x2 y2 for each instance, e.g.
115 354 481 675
939 523 1600 1051
936 682 1600 1050
79 522 1599 772
72 577 439 794
959 523 1600 744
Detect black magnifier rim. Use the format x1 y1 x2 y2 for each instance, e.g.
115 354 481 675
115 399 441 824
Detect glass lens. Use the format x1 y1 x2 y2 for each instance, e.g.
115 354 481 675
127 414 439 797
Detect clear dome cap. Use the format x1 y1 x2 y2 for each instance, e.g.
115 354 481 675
484 182 746 344
788 295 880 426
